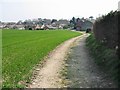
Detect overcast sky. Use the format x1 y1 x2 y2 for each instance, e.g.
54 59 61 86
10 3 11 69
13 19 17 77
0 0 119 22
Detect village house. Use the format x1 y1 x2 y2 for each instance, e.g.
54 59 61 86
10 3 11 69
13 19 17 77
43 19 52 25
46 25 57 30
75 19 93 31
0 22 5 29
35 24 41 30
51 19 69 29
15 25 25 30
76 18 82 31
81 20 93 30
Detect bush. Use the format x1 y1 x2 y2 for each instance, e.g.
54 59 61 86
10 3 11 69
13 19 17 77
93 11 119 49
86 34 119 86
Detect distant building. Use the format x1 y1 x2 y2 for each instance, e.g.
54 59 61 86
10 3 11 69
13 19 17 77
76 18 82 31
56 19 69 25
81 20 93 30
35 24 41 30
43 19 52 25
75 19 93 31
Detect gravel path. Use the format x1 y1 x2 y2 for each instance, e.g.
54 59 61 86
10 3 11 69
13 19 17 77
28 36 81 88
28 32 118 88
66 33 118 88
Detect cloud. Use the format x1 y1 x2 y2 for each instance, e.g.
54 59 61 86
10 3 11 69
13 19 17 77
0 0 119 22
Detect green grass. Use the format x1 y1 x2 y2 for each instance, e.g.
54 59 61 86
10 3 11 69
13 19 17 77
86 34 119 86
2 29 81 88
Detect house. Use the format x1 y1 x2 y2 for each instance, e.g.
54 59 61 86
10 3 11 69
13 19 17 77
39 25 48 30
81 20 93 30
51 22 58 27
51 19 69 29
76 18 82 31
75 18 93 31
16 25 25 30
4 24 25 30
35 24 41 30
58 24 67 29
46 25 57 29
7 25 16 29
56 19 69 26
24 25 36 30
43 19 51 25
0 23 4 29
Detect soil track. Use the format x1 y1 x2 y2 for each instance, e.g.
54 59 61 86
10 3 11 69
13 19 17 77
28 35 82 88
66 33 118 88
28 32 118 88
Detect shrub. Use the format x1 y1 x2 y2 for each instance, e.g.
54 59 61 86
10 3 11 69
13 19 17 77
93 11 119 49
86 34 119 86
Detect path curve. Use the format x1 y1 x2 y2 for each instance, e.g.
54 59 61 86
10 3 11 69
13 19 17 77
28 35 82 88
28 32 117 88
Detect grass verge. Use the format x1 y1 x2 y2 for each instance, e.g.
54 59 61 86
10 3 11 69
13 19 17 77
86 34 119 86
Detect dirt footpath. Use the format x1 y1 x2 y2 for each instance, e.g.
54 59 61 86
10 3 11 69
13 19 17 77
66 33 118 88
28 35 82 88
28 32 118 88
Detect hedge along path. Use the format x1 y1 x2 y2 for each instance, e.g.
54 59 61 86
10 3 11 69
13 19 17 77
28 34 84 88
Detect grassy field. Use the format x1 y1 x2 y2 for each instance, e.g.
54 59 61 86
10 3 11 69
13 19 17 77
2 29 81 88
